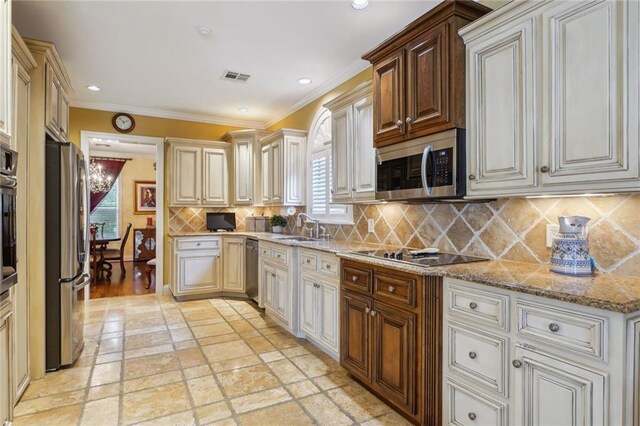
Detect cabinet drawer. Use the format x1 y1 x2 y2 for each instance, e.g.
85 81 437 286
271 246 289 266
318 256 339 277
341 264 372 293
516 300 606 359
176 238 220 251
446 380 507 426
447 322 508 396
301 251 318 272
448 283 509 330
259 245 270 257
373 272 416 308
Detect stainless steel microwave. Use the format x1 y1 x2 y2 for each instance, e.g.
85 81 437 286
375 129 465 202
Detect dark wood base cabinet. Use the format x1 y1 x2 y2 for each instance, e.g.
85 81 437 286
340 260 443 425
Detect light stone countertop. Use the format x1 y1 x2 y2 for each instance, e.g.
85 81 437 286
168 232 640 313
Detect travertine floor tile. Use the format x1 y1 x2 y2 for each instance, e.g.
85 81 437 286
88 383 121 401
196 401 233 424
80 395 119 426
327 383 391 423
134 410 197 426
291 353 337 378
266 359 306 384
186 375 224 406
230 387 292 414
91 361 122 386
201 340 253 363
361 411 413 425
21 366 92 399
121 382 191 424
216 365 280 398
210 354 262 373
123 352 180 380
176 347 207 368
13 404 83 426
13 390 85 417
235 401 314 425
123 370 183 394
124 330 172 350
286 380 321 398
299 393 353 426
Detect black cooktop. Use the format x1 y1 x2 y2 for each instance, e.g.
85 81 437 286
350 249 488 268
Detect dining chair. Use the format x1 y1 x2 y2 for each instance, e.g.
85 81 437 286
89 227 100 282
102 223 132 276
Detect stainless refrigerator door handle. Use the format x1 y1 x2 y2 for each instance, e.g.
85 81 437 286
73 274 91 291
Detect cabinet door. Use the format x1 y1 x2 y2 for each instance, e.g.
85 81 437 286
172 146 202 205
59 91 70 142
202 147 228 206
331 105 353 201
273 267 289 321
373 50 405 147
271 141 283 204
284 135 306 205
352 95 376 199
513 346 605 426
341 291 372 381
11 286 28 402
233 138 253 204
177 251 220 295
262 263 275 309
0 308 11 426
406 24 449 136
541 0 639 186
0 0 10 145
372 301 416 414
222 237 245 293
300 274 318 338
466 17 538 196
261 144 271 204
45 63 61 139
318 281 340 355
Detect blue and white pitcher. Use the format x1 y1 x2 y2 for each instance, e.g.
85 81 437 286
550 216 594 276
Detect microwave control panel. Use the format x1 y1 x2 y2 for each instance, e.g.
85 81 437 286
433 148 453 187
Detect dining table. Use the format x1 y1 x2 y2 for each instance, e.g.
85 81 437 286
91 232 121 280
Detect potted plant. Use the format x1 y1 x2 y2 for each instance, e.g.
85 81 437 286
270 215 287 234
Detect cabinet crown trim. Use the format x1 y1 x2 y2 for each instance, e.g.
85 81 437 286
12 27 37 70
259 128 308 144
24 38 73 93
166 137 228 148
221 129 271 141
324 80 373 110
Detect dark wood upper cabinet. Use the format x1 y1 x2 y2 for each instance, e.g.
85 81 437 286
363 0 491 148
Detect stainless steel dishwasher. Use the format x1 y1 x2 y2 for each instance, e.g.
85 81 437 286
245 238 259 303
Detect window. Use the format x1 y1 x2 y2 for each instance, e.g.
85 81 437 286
90 178 120 235
307 108 353 224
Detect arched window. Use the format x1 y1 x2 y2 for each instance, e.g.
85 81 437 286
307 108 353 224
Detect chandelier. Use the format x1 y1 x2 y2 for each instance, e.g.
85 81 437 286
89 160 113 194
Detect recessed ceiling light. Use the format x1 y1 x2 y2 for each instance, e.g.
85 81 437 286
238 107 249 113
351 0 369 10
297 78 312 85
86 85 101 91
197 26 213 38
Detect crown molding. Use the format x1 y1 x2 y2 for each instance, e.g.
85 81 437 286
264 59 371 129
70 100 267 129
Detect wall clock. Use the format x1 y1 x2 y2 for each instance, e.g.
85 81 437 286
112 113 135 133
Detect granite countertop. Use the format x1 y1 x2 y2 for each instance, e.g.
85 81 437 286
337 252 640 314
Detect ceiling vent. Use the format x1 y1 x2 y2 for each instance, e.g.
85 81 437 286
222 70 251 83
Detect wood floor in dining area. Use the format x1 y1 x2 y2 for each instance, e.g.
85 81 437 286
90 261 155 299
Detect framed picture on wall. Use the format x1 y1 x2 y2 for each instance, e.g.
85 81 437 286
134 181 157 214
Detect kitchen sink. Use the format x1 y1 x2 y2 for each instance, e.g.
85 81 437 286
275 236 318 242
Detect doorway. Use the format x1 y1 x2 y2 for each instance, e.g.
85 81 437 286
80 131 164 298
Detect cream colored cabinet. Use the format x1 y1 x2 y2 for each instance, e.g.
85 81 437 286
258 129 307 206
261 262 275 309
40 58 71 142
272 267 289 321
0 298 12 426
169 236 222 298
222 236 245 293
298 248 340 358
325 81 375 203
167 139 229 207
442 277 640 426
222 130 270 205
461 0 640 198
0 0 11 146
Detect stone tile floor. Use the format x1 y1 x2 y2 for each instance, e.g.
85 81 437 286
14 294 411 425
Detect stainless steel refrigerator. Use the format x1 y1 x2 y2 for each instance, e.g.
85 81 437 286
45 139 90 370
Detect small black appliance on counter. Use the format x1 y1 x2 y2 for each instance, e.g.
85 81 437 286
206 212 236 231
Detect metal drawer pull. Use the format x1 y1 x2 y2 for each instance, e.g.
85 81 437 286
469 302 478 310
365 306 370 314
512 360 522 368
548 323 560 332
352 275 358 282
388 285 395 293
370 310 376 317
468 412 477 421
468 351 477 360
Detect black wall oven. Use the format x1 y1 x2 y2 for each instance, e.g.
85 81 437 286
0 145 17 297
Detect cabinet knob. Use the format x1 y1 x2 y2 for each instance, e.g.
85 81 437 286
352 187 356 192
468 351 477 360
365 306 370 314
326 264 331 270
548 323 560 333
249 197 253 201
468 412 477 421
469 302 478 310
396 120 403 127
540 165 549 173
306 259 311 264
352 275 358 282
277 254 281 258
512 360 522 368
196 243 201 246
330 190 335 194
468 174 476 181
388 285 395 293
370 310 376 317
405 117 412 124
271 273 276 277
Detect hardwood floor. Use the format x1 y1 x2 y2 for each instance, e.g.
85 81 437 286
90 261 155 299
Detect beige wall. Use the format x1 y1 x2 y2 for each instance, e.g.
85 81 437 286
115 157 157 259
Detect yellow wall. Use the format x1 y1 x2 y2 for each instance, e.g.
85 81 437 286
69 107 246 146
115 157 157 259
267 68 373 132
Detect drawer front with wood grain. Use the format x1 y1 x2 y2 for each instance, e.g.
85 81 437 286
448 282 510 331
446 380 507 426
270 245 289 266
373 272 416 308
318 256 339 278
341 264 373 294
300 250 318 272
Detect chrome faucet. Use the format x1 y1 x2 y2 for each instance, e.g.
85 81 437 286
298 213 320 239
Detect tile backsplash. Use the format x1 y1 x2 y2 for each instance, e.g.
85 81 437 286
169 193 640 278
